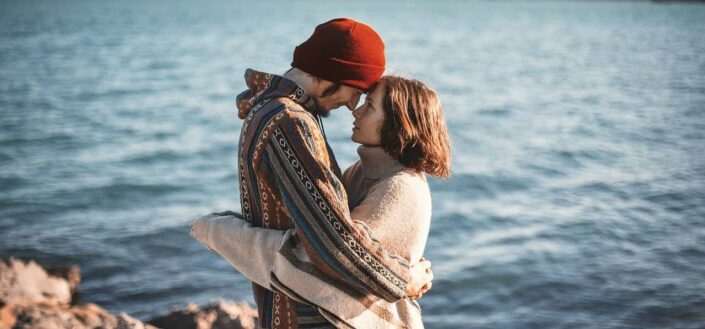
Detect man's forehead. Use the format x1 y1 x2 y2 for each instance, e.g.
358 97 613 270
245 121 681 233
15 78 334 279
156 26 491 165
340 85 364 95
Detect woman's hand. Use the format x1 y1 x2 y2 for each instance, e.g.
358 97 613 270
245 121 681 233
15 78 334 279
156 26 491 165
406 256 433 300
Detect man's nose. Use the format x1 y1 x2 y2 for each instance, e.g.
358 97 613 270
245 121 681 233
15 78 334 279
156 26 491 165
346 94 361 111
351 105 362 119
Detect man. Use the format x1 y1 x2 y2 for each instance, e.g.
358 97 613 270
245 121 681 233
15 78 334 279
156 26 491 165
199 18 431 328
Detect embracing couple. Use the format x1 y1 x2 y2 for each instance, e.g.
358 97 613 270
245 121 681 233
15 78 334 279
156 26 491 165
190 18 451 329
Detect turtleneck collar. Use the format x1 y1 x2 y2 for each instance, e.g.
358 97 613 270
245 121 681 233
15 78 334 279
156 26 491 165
357 145 406 179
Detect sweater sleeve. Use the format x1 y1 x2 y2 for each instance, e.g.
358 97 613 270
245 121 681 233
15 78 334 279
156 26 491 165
261 110 410 302
191 214 285 290
341 161 358 192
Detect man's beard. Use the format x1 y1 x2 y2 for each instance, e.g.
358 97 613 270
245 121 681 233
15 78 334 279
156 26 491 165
311 100 331 118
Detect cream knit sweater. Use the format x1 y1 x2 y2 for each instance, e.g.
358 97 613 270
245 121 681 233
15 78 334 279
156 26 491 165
343 145 431 264
191 145 433 328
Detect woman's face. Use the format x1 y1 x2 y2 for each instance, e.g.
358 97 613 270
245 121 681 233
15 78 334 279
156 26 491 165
351 81 386 146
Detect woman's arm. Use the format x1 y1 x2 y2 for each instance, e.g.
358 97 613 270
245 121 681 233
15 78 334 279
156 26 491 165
190 212 284 290
190 211 433 299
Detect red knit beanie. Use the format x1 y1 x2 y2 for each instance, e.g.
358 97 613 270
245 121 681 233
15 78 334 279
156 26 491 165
292 18 385 92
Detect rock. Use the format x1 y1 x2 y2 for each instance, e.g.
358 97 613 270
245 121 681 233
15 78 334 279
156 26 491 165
204 301 257 329
2 301 117 329
117 313 160 329
70 303 119 328
148 303 214 329
0 303 18 329
4 302 77 329
148 301 257 329
1 302 163 329
0 258 72 306
0 258 258 329
46 265 81 295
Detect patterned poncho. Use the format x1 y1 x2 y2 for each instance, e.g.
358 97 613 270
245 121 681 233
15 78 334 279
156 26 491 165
235 69 413 328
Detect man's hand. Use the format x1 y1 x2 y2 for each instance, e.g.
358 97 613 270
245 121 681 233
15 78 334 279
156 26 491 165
405 256 433 300
212 210 243 218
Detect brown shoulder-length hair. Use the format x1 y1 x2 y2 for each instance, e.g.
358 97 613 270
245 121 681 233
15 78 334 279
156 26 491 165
380 76 452 179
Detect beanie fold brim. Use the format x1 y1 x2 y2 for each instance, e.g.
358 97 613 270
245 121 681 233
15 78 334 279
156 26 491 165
293 46 384 92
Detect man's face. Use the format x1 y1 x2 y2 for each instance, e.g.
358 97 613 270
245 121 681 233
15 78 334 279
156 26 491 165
311 80 363 117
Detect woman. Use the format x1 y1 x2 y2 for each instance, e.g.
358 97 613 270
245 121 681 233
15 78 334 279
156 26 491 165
191 76 451 328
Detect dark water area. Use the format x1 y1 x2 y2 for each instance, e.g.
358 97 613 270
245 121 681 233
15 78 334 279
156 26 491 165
1 1 705 328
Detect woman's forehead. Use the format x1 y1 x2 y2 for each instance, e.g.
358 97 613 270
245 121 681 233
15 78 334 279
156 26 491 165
370 80 387 96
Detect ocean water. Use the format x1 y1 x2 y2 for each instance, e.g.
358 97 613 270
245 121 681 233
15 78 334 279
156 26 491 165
1 1 705 328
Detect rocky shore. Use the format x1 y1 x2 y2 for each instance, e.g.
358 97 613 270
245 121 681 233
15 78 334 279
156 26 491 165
0 258 258 329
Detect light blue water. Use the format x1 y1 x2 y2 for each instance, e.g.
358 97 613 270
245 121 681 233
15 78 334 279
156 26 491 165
1 1 705 328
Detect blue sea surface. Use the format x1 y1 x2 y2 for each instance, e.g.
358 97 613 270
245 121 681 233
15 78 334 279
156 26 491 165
1 1 704 328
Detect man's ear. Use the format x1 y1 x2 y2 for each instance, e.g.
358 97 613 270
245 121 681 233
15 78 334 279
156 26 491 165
309 76 323 96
